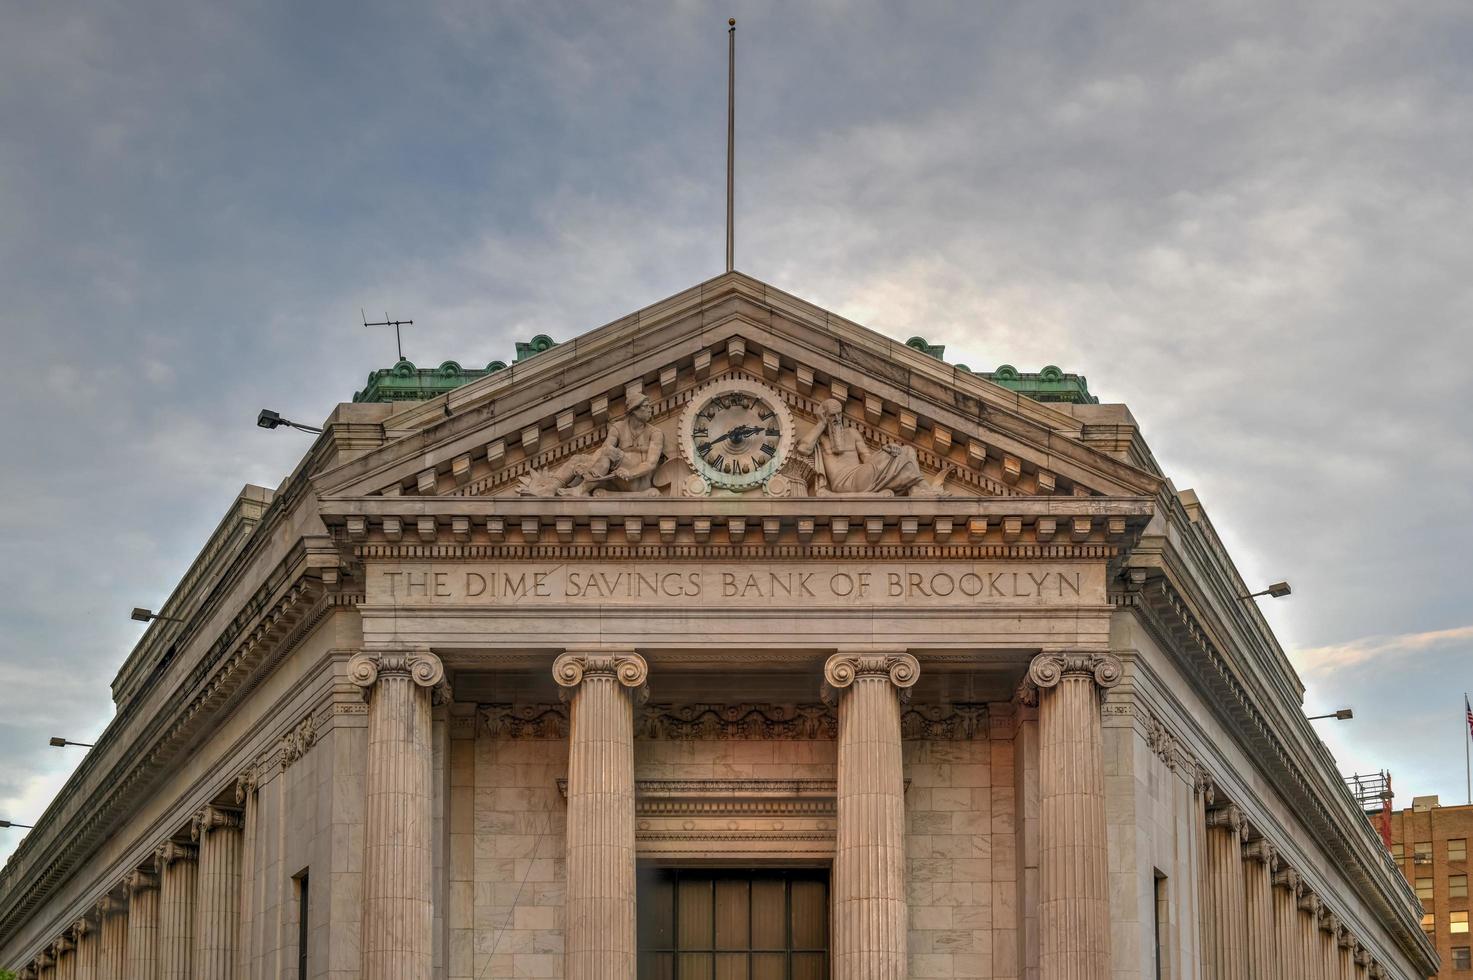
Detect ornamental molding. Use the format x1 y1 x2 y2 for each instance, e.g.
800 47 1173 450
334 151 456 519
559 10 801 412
481 703 570 739
479 701 988 741
276 713 319 771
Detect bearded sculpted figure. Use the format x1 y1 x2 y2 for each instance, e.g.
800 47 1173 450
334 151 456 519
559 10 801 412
796 398 949 496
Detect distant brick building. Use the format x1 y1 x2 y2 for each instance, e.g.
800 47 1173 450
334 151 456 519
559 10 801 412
1389 797 1473 974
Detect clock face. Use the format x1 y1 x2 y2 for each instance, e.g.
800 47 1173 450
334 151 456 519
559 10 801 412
679 379 793 490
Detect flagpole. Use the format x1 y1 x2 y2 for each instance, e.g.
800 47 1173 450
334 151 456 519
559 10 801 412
1465 693 1471 805
726 17 736 273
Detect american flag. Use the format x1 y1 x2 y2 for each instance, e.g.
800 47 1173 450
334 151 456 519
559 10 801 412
1466 694 1473 739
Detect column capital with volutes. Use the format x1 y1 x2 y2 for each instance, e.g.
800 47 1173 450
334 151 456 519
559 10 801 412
1241 836 1277 868
1272 865 1301 892
155 839 198 867
96 893 126 919
123 867 158 896
1297 887 1321 915
1024 650 1122 698
1337 924 1355 949
51 935 74 956
552 648 648 701
190 803 242 841
1319 908 1339 934
1206 802 1247 835
349 648 450 703
71 913 96 939
822 650 919 704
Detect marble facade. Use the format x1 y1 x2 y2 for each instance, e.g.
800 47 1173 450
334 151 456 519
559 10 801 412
0 273 1437 978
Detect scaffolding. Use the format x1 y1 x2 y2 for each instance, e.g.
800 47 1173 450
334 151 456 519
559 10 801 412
1345 770 1395 848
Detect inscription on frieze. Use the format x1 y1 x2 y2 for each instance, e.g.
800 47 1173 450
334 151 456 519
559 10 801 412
368 561 1104 607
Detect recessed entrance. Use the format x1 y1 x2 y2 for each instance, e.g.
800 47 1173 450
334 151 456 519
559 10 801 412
637 868 830 979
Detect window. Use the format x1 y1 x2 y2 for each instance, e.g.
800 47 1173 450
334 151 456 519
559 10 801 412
1154 871 1169 980
1452 946 1471 971
1416 877 1435 901
1415 841 1434 864
1424 913 1437 932
1454 875 1469 899
295 870 310 980
1391 842 1405 861
1454 911 1470 935
638 869 828 979
1453 839 1469 862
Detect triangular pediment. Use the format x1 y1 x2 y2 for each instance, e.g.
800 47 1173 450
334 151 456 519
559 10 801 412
313 272 1162 504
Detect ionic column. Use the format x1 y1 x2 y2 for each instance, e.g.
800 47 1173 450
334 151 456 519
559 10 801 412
553 648 649 980
72 916 99 980
1354 946 1372 979
1026 651 1121 980
192 804 243 980
1193 769 1216 980
155 841 198 980
348 648 449 980
1296 889 1321 980
124 869 160 979
234 769 258 980
35 951 54 980
96 895 127 980
50 937 74 980
1206 804 1248 980
1271 866 1300 980
823 651 919 980
1241 834 1278 980
1337 926 1356 980
1318 911 1340 980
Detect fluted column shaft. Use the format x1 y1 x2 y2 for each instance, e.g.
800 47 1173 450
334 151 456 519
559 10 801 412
72 919 99 980
1194 772 1216 980
193 804 244 980
1318 913 1340 980
554 649 649 980
1296 891 1321 980
51 939 75 980
824 651 919 980
124 869 160 980
349 648 448 980
1242 838 1278 980
1206 805 1248 980
156 841 198 980
1337 932 1356 980
1271 867 1299 980
36 954 55 980
96 898 127 980
1027 651 1122 980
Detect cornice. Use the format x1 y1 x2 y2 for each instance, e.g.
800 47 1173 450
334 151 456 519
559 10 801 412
0 573 335 940
1129 577 1435 973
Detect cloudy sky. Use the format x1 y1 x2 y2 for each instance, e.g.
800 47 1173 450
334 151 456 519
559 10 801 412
2 0 1471 860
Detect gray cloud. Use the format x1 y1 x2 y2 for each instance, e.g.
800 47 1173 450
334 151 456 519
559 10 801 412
3 0 1471 856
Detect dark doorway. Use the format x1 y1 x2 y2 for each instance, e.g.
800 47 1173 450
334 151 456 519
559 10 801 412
637 868 829 979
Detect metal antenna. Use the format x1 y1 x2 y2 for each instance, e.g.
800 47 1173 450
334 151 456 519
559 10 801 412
726 17 736 273
362 309 414 362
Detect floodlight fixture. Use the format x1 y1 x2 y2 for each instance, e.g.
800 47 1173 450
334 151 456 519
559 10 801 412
1307 708 1355 722
256 409 323 434
0 820 33 830
49 737 94 749
131 608 183 624
1241 581 1292 600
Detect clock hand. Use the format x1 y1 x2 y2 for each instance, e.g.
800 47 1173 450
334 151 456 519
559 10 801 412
700 424 762 452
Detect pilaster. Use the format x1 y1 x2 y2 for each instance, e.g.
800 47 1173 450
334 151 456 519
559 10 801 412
554 648 649 980
1024 651 1120 980
823 650 918 980
348 647 449 980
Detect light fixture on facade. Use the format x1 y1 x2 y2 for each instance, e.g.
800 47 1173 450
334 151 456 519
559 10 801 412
256 409 323 434
1307 708 1354 722
48 737 95 749
1241 581 1292 599
130 608 183 624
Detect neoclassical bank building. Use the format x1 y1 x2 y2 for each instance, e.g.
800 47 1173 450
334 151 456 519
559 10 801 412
0 273 1436 979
